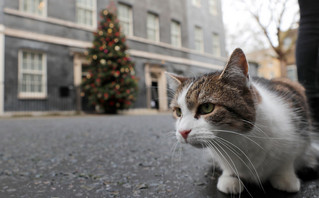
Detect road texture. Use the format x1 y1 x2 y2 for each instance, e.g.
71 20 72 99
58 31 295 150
0 115 318 198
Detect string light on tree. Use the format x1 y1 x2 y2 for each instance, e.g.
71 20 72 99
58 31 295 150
82 4 138 114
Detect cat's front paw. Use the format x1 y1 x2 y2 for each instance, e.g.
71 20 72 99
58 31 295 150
270 174 300 193
217 175 244 194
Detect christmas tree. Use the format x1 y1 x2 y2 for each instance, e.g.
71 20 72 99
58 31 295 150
82 6 138 114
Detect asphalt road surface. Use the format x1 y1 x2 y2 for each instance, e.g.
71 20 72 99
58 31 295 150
0 115 318 198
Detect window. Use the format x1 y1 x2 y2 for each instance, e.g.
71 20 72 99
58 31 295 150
286 65 298 81
283 37 292 50
269 72 275 79
209 0 218 15
192 0 201 7
194 26 204 52
20 0 46 16
76 0 96 27
171 21 182 47
18 51 47 98
118 4 133 36
147 13 159 42
212 33 221 56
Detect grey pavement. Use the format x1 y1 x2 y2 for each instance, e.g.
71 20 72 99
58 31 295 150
0 115 318 198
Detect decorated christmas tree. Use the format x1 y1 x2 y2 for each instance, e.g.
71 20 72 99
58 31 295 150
82 6 138 114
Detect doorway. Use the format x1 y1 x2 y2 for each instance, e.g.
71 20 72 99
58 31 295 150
145 64 168 111
73 53 91 112
80 64 95 112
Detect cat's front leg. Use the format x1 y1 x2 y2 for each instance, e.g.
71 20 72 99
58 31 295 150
217 171 244 194
269 162 300 193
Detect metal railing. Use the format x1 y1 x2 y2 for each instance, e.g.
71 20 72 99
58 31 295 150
3 83 77 112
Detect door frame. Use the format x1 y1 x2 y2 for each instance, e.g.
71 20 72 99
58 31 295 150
145 64 168 111
73 53 90 112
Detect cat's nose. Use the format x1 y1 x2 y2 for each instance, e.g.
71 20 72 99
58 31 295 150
179 129 192 140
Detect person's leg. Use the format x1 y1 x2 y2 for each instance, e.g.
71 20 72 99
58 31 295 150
296 31 319 124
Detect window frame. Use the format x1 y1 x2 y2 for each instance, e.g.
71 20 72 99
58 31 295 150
170 20 182 48
147 12 160 42
19 0 47 17
209 0 218 16
286 64 298 81
212 32 221 56
194 26 204 53
118 3 133 36
192 0 201 7
75 0 97 28
18 50 47 99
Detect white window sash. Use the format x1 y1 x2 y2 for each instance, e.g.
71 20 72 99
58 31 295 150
118 4 133 36
171 21 181 47
192 0 201 7
147 13 159 42
209 0 218 15
18 50 47 99
76 0 96 27
195 27 204 52
212 33 221 56
19 0 47 17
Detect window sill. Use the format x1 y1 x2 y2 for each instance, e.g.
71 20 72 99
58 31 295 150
127 36 227 61
4 8 96 32
18 93 47 100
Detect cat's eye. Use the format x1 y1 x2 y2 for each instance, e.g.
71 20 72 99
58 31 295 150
198 103 215 115
174 107 182 117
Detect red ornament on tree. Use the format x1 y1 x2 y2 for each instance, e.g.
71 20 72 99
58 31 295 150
82 5 138 114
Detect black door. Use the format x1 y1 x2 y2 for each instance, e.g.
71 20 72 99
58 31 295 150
151 81 159 109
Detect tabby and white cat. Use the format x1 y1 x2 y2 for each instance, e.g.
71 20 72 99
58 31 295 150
167 48 318 194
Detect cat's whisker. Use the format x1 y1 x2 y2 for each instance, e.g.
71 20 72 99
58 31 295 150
170 141 178 163
215 137 265 192
213 140 244 198
203 142 220 182
241 119 291 140
198 134 265 192
195 131 265 151
241 119 269 137
170 141 182 164
164 88 178 97
211 140 254 198
205 141 239 183
178 144 183 162
214 138 241 156
211 129 265 150
206 140 251 198
166 130 176 137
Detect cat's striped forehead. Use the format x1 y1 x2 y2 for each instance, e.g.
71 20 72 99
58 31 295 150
184 74 219 110
172 72 223 110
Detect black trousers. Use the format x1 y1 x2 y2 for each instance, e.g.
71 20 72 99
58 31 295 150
296 0 319 124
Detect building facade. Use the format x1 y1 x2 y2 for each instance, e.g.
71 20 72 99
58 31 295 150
0 0 226 115
247 29 298 81
247 48 297 81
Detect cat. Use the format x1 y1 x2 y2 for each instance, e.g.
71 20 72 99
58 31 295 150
167 48 319 194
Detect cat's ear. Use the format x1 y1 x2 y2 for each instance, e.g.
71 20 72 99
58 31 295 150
219 48 250 83
166 72 188 91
